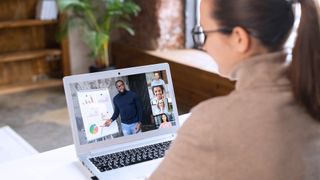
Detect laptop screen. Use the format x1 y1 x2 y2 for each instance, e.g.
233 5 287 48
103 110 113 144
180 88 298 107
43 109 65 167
68 70 177 145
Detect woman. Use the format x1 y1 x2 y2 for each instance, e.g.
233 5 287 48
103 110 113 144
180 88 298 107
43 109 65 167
159 113 172 129
150 0 320 179
155 99 168 115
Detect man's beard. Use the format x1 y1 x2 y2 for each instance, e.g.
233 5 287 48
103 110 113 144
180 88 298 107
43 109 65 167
119 89 127 95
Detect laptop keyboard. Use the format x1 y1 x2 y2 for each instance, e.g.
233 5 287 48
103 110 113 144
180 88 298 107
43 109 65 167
89 141 172 172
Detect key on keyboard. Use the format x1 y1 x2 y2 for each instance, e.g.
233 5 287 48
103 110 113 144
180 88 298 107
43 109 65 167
89 141 172 172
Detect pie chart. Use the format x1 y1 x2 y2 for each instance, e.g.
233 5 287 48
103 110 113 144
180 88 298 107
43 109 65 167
89 124 99 134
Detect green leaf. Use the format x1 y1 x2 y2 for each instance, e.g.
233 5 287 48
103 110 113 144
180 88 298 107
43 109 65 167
114 23 135 35
83 30 109 58
57 18 86 41
57 0 141 60
57 0 89 12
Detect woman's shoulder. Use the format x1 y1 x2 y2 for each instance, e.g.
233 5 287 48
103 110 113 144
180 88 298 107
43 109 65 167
188 90 258 127
191 82 293 119
191 93 239 114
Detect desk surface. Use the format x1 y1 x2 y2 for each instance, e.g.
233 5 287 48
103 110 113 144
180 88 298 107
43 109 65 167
0 113 190 180
0 126 38 163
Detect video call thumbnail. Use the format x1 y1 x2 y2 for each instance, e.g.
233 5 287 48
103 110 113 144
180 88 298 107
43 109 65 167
69 71 176 145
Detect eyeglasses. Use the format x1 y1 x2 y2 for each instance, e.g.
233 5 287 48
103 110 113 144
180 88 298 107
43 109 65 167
192 25 233 48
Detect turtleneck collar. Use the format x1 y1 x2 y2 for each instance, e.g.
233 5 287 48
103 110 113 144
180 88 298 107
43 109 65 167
230 51 290 91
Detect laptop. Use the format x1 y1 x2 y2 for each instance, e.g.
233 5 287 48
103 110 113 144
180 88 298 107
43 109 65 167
63 63 180 179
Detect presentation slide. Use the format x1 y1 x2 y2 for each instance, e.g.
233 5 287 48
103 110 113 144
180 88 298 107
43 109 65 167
77 89 119 141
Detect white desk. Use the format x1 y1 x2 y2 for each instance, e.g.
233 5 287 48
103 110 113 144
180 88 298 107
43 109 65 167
0 126 38 163
0 113 190 180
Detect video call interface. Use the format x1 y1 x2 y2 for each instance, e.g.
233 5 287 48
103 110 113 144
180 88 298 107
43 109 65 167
70 70 176 145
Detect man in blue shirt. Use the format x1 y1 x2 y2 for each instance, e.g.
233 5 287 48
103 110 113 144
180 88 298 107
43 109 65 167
102 80 143 135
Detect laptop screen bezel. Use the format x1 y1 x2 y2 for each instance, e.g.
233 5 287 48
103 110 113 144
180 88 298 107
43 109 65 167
63 63 180 155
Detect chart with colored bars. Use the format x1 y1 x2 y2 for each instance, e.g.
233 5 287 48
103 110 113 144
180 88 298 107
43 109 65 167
78 89 119 141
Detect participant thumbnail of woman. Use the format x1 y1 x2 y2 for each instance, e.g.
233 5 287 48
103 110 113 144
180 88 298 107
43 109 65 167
150 84 174 117
150 85 165 105
159 113 172 129
159 113 172 128
154 99 168 115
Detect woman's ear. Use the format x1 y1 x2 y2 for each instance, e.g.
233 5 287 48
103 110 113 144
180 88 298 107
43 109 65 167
229 26 251 53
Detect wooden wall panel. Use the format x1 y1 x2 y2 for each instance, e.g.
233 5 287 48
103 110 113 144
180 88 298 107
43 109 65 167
3 61 33 85
111 43 235 112
0 25 58 53
0 63 5 84
0 0 38 21
0 58 58 86
0 0 69 93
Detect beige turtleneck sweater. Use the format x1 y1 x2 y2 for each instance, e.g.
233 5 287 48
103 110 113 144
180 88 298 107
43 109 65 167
150 52 320 180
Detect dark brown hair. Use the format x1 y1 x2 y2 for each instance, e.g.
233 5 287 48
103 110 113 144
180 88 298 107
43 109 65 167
212 0 320 120
152 85 164 95
290 0 320 120
161 113 169 123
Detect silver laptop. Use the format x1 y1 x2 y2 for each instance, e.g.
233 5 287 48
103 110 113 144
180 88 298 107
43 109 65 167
63 63 180 179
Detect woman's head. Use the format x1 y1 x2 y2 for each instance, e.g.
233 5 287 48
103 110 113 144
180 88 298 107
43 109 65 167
152 85 164 100
200 0 294 76
161 114 168 122
213 0 294 51
199 0 320 119
157 99 165 110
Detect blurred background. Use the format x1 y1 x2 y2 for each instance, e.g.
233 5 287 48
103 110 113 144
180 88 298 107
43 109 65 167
0 0 234 154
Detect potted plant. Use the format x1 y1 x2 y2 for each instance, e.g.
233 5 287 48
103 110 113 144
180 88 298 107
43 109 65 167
57 0 140 70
